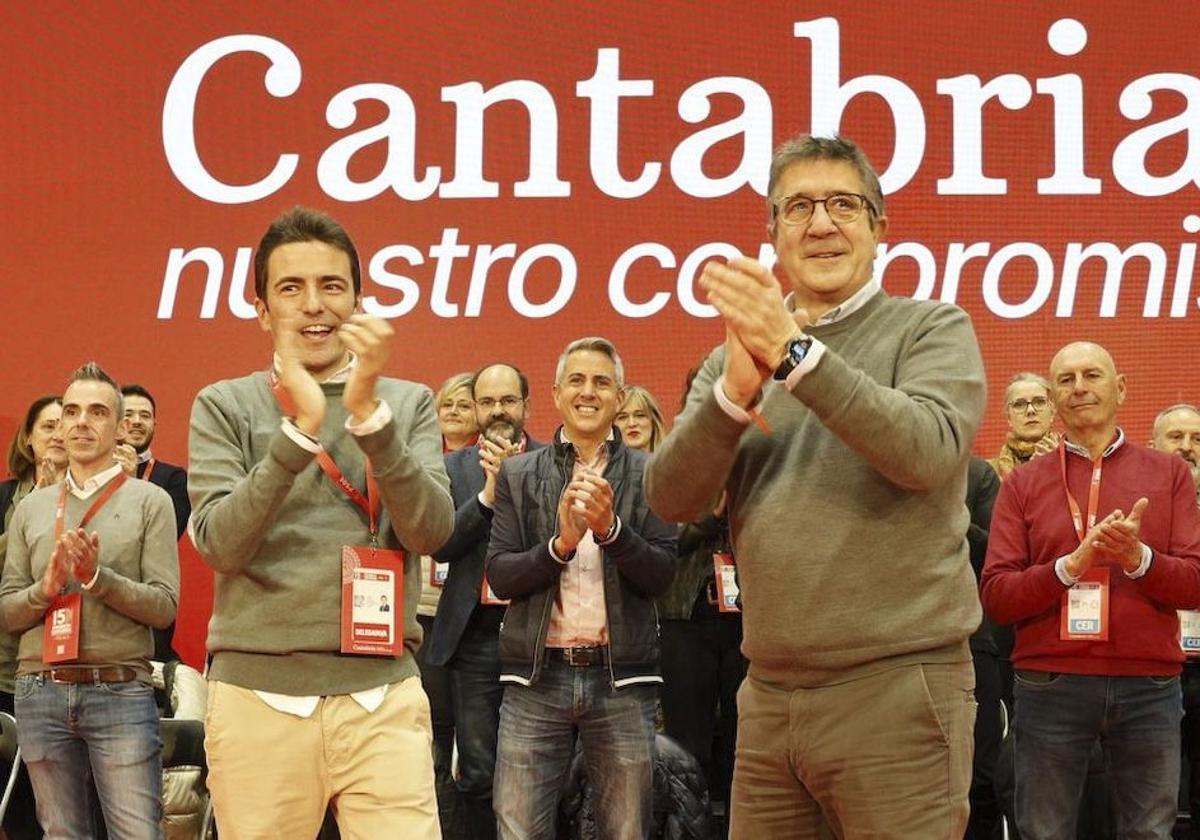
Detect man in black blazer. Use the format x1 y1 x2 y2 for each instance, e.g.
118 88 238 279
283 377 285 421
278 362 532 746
119 383 190 662
430 363 542 840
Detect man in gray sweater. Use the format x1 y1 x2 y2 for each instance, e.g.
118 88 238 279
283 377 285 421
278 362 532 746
1 362 179 838
188 207 454 838
645 135 985 839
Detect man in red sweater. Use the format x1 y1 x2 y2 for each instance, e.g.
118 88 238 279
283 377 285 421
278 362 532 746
981 341 1200 839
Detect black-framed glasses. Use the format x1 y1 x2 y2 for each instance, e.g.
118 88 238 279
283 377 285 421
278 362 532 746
1009 397 1050 413
476 396 523 411
774 192 874 226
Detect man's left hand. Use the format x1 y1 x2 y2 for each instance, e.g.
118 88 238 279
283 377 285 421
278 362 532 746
1093 497 1150 573
339 314 394 423
114 444 138 476
61 527 100 585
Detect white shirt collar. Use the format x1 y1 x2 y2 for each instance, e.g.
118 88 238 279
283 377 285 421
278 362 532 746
786 278 880 327
1063 427 1126 460
137 449 153 464
270 352 356 385
66 462 124 500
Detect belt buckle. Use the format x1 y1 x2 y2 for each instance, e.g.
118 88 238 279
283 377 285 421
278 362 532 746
565 646 596 667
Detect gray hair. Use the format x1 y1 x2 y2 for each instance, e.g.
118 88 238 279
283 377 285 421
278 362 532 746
1004 371 1051 405
554 337 624 387
767 134 885 236
68 361 123 415
1152 403 1200 437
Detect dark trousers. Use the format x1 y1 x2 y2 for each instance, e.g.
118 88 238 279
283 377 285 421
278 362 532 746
449 626 505 840
416 614 465 840
1183 660 1200 834
659 593 747 806
966 648 1004 840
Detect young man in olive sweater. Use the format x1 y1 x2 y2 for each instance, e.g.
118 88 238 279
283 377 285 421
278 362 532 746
646 135 985 838
1 362 179 838
188 208 454 838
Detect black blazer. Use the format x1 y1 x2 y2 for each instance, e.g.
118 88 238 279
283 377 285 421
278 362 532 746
427 438 544 666
139 458 190 540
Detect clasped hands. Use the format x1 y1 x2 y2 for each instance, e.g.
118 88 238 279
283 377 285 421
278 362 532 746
1063 497 1149 579
277 313 394 436
553 470 614 559
41 528 100 599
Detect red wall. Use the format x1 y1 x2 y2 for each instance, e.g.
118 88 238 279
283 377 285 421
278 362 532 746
4 2 1198 667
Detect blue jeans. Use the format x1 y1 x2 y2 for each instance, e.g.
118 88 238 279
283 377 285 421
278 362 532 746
15 673 163 840
450 627 505 840
1013 671 1182 840
493 658 656 840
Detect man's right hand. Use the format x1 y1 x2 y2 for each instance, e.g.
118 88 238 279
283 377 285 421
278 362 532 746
40 539 70 599
554 485 588 559
1063 511 1122 579
277 326 326 436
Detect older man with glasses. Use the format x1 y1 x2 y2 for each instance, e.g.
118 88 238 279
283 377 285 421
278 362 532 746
647 134 985 839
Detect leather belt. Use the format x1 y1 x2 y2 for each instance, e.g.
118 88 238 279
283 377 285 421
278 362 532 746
550 646 608 667
47 666 137 684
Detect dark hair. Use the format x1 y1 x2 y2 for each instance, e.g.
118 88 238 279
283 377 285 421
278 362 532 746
472 363 530 400
120 383 156 414
767 135 885 236
253 206 362 303
67 361 123 416
6 395 61 482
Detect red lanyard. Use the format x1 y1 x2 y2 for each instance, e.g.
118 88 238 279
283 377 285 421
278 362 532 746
55 472 128 540
267 370 380 537
1059 443 1103 542
142 458 156 483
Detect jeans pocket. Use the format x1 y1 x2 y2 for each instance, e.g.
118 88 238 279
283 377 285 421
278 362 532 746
13 674 40 702
97 679 153 697
1147 674 1181 688
1014 670 1062 689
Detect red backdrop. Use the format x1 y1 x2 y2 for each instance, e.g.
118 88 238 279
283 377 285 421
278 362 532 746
4 2 1198 667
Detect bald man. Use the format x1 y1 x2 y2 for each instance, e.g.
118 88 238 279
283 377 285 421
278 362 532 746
982 342 1200 839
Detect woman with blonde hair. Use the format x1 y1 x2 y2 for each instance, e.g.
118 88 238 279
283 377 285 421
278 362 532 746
614 385 666 452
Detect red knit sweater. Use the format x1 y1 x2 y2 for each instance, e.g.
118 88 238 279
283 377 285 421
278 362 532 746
981 438 1200 676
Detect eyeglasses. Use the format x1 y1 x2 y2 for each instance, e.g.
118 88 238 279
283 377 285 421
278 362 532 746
1009 397 1050 413
439 400 474 413
774 192 875 227
475 396 523 411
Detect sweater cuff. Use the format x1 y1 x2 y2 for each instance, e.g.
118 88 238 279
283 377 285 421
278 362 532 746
1125 543 1153 579
1055 555 1080 586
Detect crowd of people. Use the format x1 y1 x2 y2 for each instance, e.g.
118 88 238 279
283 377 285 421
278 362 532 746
0 134 1198 840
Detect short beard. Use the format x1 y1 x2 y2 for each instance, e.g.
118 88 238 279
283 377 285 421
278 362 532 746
482 420 521 447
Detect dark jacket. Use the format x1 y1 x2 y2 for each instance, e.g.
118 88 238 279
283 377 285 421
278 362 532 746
485 429 676 688
139 457 190 541
428 437 545 667
559 733 719 840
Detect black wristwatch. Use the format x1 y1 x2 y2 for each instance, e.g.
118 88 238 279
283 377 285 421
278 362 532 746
772 334 814 381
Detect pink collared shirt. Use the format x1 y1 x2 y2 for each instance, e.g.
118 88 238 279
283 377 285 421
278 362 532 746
546 442 609 648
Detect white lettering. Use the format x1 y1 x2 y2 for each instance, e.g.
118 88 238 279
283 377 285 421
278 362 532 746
671 77 772 198
577 49 660 199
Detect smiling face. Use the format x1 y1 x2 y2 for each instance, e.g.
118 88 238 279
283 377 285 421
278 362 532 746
255 240 360 381
61 380 121 472
474 365 528 446
771 158 888 313
437 385 477 448
1152 408 1200 482
29 401 67 469
553 350 622 444
1050 342 1125 439
122 394 156 453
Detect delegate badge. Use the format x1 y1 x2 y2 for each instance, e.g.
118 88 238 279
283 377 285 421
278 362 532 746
712 552 741 613
1060 567 1109 641
431 560 449 588
1180 610 1200 656
341 545 405 656
43 592 82 664
480 575 510 606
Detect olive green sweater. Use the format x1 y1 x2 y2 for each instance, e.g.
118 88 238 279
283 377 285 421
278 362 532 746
0 476 179 682
188 372 453 695
646 290 985 688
